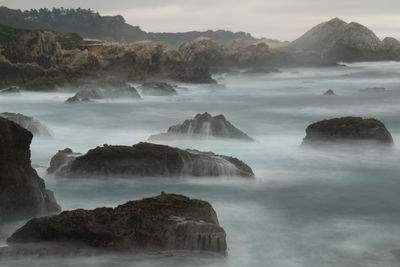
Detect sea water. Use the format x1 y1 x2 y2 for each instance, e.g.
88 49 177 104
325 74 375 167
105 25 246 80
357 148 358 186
1 62 400 266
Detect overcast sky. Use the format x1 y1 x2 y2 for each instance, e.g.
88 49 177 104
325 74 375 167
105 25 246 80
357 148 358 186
2 0 400 41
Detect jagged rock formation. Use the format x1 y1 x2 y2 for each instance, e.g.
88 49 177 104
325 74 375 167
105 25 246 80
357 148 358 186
48 142 254 178
323 89 335 96
5 193 227 255
149 113 254 141
139 82 177 96
302 117 394 145
282 18 399 64
0 24 217 89
0 117 60 223
0 112 52 137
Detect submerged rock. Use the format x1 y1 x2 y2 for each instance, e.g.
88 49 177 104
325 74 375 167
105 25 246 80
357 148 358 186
302 117 394 145
6 194 227 255
360 87 387 93
0 86 21 94
139 82 177 96
149 113 254 141
323 89 335 96
48 142 254 178
0 117 60 223
0 112 52 137
65 96 81 103
74 81 142 100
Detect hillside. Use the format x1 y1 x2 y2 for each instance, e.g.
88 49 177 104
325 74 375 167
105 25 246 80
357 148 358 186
284 17 393 63
0 6 266 47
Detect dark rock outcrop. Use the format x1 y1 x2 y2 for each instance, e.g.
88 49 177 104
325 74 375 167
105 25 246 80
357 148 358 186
6 193 227 255
323 89 335 96
150 113 254 141
0 112 52 137
302 117 394 145
139 82 177 96
0 117 60 223
48 142 254 178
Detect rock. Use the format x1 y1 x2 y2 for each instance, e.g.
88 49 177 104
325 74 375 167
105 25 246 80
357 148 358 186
382 37 400 58
178 37 273 69
179 37 227 68
0 86 21 94
0 117 60 223
75 87 104 99
323 89 335 96
149 113 255 141
0 112 52 137
5 193 227 255
73 80 142 100
284 18 386 64
49 142 254 178
65 96 81 103
302 117 394 145
140 82 177 96
47 148 81 174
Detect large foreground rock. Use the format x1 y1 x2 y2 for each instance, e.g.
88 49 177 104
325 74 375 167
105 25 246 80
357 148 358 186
48 142 254 178
6 194 227 254
302 117 394 145
149 113 254 141
0 117 60 223
0 112 52 137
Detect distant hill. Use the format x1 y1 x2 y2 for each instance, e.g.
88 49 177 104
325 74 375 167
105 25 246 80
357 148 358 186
284 17 397 63
0 6 270 47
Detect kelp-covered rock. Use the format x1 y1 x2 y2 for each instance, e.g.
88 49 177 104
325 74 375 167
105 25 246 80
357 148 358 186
0 117 60 223
49 142 254 178
6 194 227 255
150 112 254 141
0 112 52 137
302 117 394 145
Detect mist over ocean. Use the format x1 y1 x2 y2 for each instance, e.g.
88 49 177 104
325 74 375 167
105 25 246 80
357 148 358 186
1 62 400 266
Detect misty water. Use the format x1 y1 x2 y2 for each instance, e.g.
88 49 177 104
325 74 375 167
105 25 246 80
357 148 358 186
2 61 400 266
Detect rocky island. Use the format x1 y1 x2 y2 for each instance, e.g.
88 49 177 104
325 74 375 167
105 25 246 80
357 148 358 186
302 117 394 145
149 112 255 141
47 142 254 178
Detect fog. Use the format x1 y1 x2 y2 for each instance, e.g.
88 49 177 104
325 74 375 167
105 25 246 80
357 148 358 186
2 62 400 266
